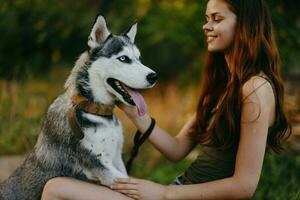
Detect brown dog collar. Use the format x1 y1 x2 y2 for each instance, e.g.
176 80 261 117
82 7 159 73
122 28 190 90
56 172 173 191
71 95 114 116
68 94 114 139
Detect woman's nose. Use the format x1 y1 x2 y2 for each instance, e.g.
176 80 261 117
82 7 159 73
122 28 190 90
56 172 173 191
203 21 213 31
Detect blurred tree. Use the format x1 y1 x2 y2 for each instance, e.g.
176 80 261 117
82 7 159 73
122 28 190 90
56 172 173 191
0 0 299 82
269 0 300 74
0 0 97 81
136 0 206 84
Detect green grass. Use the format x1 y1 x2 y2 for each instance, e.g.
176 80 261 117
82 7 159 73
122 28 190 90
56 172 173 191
254 152 300 199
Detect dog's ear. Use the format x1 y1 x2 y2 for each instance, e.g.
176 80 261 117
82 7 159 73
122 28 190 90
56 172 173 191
88 15 111 49
125 23 137 43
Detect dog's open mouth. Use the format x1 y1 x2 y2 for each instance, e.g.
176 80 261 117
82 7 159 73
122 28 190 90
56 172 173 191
107 78 147 116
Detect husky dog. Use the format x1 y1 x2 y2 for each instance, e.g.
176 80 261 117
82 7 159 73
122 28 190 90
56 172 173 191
0 15 157 200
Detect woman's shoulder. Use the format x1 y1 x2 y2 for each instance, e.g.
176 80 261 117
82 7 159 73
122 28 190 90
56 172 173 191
241 74 276 127
242 74 275 102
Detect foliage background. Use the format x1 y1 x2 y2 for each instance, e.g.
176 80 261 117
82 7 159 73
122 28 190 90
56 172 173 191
0 0 299 199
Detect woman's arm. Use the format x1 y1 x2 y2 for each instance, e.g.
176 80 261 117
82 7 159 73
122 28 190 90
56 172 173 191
113 77 276 199
145 113 197 162
119 104 196 162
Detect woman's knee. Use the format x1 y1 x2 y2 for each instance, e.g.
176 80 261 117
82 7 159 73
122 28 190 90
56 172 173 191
41 177 66 200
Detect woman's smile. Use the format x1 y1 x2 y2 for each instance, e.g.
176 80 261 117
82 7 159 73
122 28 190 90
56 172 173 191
206 35 218 43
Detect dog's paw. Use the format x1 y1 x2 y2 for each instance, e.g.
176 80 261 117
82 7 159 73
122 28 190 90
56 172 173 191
99 172 128 186
114 173 128 179
99 177 114 186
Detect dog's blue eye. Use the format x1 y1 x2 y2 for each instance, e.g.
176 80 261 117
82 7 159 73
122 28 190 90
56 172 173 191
117 56 131 63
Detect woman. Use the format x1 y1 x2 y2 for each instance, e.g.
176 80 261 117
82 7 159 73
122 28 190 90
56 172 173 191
41 0 291 199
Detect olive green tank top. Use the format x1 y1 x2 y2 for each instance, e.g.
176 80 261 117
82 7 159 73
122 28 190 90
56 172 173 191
180 75 276 184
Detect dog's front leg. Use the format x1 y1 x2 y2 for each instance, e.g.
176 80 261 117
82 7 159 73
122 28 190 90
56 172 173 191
113 143 127 175
113 155 127 175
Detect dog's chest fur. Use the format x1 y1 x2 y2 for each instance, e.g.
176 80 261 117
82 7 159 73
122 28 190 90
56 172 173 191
80 112 122 158
78 111 127 182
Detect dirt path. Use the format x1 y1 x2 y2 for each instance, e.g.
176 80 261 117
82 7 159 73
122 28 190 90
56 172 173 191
0 156 24 181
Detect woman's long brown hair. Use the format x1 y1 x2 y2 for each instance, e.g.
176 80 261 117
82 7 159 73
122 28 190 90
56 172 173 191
190 0 291 153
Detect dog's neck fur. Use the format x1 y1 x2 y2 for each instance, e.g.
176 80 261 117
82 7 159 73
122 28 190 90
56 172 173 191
68 94 115 139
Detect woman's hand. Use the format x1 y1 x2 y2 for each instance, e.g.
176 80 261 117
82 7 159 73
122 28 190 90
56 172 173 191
117 103 152 133
117 103 140 120
111 177 167 200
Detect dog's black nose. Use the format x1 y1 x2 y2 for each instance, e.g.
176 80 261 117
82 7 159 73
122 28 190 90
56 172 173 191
146 73 158 85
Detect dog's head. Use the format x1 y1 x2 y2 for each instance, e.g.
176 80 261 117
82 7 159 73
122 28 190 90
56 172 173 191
66 15 157 116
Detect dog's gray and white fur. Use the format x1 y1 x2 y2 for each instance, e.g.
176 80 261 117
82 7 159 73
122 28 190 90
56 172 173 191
0 15 157 200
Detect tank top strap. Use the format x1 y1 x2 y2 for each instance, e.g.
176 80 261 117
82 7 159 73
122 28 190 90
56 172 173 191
257 75 276 97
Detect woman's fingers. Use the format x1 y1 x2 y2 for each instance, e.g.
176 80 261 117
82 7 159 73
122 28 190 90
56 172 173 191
116 103 140 119
112 177 143 199
111 183 138 190
114 177 139 184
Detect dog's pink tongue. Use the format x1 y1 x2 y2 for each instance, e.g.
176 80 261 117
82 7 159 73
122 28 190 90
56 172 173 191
126 88 147 116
